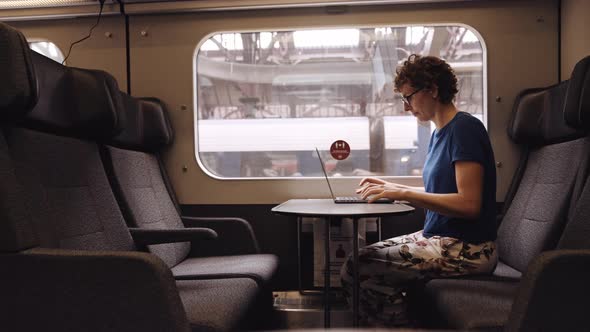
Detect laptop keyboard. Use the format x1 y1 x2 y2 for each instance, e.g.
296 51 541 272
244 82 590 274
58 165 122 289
336 196 367 203
335 196 392 203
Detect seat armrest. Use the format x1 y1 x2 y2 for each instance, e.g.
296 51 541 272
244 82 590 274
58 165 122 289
506 249 590 332
0 248 190 332
181 216 260 255
129 227 218 246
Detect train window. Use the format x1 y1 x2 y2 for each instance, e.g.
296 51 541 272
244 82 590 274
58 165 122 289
194 25 486 179
29 40 65 64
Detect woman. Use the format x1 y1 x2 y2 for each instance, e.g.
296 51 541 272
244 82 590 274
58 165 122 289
340 54 498 326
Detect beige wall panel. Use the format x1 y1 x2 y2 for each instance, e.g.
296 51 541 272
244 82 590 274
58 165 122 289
8 16 128 89
561 0 590 78
129 1 558 204
0 4 120 21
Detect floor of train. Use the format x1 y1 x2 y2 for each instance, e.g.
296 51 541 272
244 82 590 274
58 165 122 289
272 291 352 329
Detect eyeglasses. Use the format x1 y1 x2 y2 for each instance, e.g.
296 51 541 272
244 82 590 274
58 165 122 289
401 88 423 106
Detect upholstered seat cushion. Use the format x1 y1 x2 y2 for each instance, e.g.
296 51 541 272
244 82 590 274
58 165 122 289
171 254 279 286
176 278 259 332
419 278 518 330
491 261 522 279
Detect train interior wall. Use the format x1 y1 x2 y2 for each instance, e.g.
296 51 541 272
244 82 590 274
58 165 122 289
4 0 590 290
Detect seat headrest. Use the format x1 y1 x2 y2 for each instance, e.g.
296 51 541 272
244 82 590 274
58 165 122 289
110 95 174 152
0 22 38 120
24 52 125 141
508 80 586 147
564 55 590 129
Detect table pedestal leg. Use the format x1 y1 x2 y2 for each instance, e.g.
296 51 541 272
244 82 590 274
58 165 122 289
324 217 331 328
353 217 360 327
297 217 304 294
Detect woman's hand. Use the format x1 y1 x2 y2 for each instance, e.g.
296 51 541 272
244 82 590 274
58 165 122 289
356 178 408 203
357 177 388 188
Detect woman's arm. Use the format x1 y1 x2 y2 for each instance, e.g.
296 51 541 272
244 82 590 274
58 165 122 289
359 161 483 219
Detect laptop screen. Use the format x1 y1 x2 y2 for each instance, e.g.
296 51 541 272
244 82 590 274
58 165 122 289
316 148 337 201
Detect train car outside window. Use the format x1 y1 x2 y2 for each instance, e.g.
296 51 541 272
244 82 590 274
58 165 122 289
194 25 486 179
29 40 65 64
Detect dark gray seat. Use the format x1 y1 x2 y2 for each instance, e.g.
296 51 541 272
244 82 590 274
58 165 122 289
506 187 590 332
415 55 590 330
102 94 278 287
0 22 188 332
504 55 590 332
0 22 259 332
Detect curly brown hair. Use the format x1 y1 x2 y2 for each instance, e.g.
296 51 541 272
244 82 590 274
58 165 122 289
394 54 458 104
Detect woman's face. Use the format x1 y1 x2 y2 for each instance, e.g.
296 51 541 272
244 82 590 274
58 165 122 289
399 83 436 122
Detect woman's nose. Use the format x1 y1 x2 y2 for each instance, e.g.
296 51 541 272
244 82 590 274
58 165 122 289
404 102 412 112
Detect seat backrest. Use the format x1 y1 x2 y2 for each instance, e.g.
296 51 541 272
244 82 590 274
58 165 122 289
504 57 590 329
0 22 37 120
0 22 40 253
496 62 590 274
103 94 189 267
3 48 136 252
555 56 590 250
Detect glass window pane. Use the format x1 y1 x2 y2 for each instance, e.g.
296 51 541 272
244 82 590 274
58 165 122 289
29 40 65 64
194 25 485 179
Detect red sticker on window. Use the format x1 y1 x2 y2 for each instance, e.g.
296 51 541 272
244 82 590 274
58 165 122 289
330 140 351 160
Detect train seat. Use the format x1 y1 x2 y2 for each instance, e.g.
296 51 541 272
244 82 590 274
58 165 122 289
100 92 278 326
0 22 260 332
502 57 590 331
0 21 39 253
0 22 190 331
415 55 590 330
101 93 278 287
504 55 590 331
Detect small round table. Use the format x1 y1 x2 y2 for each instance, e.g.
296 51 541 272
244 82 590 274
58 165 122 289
272 199 415 327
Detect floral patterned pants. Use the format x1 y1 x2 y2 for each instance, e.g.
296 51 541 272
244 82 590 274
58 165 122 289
340 230 498 327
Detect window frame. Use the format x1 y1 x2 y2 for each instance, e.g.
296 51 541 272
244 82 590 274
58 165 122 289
192 23 488 181
28 38 66 64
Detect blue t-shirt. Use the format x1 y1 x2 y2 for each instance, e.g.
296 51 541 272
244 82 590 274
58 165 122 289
422 112 497 243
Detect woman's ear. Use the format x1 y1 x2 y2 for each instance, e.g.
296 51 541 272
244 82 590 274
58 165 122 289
430 86 439 99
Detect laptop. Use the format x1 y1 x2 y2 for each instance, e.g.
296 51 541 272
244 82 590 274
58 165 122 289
315 148 392 204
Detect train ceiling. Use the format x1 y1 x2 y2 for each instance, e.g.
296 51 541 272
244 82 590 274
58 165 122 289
0 0 480 11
